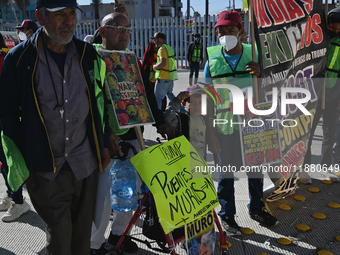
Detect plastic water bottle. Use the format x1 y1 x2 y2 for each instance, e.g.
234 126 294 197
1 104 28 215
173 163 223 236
109 158 138 212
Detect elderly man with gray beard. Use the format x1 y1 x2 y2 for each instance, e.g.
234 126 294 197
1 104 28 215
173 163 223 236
0 0 111 254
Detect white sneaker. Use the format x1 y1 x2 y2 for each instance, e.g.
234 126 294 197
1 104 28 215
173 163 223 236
1 201 30 222
0 194 12 211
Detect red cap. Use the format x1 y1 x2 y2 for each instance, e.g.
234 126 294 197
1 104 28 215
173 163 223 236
214 10 242 29
15 20 38 32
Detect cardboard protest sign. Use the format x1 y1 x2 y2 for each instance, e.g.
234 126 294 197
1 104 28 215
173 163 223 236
185 210 215 255
252 0 328 188
98 49 155 128
0 31 19 48
130 136 219 234
186 20 193 35
239 102 282 167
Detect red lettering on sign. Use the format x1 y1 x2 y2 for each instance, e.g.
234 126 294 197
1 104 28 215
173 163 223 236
285 0 304 21
302 0 313 14
312 14 323 44
299 14 323 51
5 39 15 48
305 16 312 47
252 0 271 28
266 0 287 25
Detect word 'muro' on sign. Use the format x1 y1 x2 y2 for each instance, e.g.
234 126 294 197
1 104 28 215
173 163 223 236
186 211 214 240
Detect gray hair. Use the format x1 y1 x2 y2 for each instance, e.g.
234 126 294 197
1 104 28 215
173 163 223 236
38 7 48 18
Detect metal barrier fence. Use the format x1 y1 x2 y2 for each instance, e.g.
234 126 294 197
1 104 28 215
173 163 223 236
1 15 223 68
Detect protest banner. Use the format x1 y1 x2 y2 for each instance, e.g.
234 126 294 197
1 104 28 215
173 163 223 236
251 0 329 190
185 210 215 255
0 31 19 48
98 49 155 129
186 20 194 35
130 136 219 234
239 102 282 167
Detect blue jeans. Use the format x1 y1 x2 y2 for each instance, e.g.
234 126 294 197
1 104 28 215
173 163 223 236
216 131 264 219
189 62 200 85
0 164 23 203
154 79 175 110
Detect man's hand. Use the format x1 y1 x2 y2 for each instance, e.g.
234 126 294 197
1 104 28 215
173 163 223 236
102 148 111 169
153 64 158 72
188 61 191 68
246 61 261 77
114 3 127 16
157 124 177 140
109 133 122 157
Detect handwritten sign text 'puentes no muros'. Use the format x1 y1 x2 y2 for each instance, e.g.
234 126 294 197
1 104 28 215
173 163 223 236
130 136 218 234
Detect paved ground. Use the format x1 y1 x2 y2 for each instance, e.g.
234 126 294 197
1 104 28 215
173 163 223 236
1 70 340 255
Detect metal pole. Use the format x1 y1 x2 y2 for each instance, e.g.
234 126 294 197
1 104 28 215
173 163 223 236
152 0 155 20
205 0 209 26
322 0 328 110
187 0 191 56
187 0 190 20
249 0 259 104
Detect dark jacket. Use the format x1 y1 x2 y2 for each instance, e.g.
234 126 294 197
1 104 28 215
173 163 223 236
0 28 111 174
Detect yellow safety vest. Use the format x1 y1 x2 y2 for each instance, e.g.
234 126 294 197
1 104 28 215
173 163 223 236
155 44 178 81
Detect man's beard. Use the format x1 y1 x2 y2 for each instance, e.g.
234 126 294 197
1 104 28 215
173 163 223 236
44 25 75 45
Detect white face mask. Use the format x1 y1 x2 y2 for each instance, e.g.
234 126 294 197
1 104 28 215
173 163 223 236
219 33 239 51
18 31 27 41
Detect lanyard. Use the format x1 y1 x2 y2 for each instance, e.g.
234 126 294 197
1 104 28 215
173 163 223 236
43 44 65 118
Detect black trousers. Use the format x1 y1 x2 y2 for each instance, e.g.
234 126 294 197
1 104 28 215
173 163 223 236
26 168 99 255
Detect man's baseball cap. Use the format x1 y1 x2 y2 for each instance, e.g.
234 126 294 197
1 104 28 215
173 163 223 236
15 20 38 32
328 7 340 22
214 10 242 28
151 32 166 40
36 0 83 12
194 33 201 37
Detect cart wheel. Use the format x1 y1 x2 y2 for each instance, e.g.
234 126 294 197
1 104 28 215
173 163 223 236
156 241 171 253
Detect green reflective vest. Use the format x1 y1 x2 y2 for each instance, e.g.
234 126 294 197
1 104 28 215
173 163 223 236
155 44 178 81
192 43 202 63
207 44 257 135
326 37 340 88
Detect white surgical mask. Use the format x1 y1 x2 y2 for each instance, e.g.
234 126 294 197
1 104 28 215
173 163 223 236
219 33 239 51
18 31 27 41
